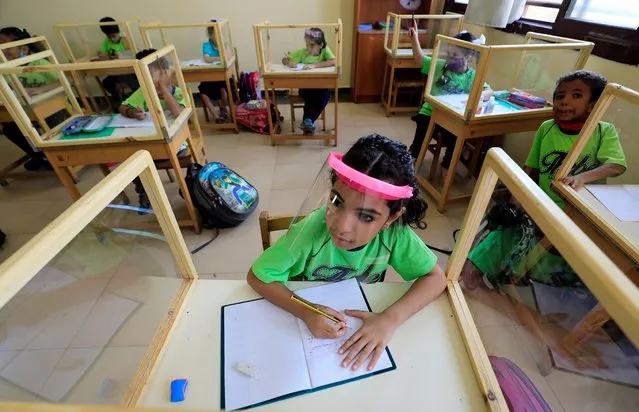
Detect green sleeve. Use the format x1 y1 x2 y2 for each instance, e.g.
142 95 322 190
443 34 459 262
596 122 627 168
389 226 438 281
420 55 433 75
173 87 186 107
251 212 320 284
33 59 58 83
123 88 145 108
99 38 109 54
321 46 335 60
525 124 547 169
287 48 306 63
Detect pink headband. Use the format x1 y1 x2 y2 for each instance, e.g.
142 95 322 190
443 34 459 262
328 152 414 200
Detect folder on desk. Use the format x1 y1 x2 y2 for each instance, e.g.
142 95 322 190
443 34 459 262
221 278 396 410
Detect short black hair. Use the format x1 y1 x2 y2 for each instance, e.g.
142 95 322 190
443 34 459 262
0 26 43 53
332 134 428 229
99 17 120 36
136 48 169 70
555 70 608 103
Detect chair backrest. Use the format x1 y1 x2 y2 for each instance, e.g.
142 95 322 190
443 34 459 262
258 211 306 250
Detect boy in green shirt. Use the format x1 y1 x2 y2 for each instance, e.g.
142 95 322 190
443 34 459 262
282 28 335 135
98 17 139 105
118 49 187 211
407 24 493 171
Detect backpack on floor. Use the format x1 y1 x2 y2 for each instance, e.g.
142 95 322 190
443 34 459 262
182 162 259 229
489 356 552 412
235 99 282 135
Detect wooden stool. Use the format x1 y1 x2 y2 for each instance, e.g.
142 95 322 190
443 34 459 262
288 90 326 133
390 79 426 111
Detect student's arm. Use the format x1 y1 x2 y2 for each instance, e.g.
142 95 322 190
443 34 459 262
119 104 145 119
409 23 424 66
25 81 61 96
247 270 347 338
202 42 221 63
158 84 184 118
563 164 625 190
203 54 220 63
283 49 301 68
304 59 335 69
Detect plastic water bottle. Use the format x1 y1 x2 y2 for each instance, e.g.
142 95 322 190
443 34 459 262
484 96 496 114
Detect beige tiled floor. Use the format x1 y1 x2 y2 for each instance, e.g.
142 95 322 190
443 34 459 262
0 102 637 409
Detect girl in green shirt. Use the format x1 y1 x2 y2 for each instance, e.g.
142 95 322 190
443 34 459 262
0 27 65 171
248 134 446 372
282 28 335 135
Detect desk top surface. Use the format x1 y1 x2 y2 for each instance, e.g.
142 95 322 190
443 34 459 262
555 183 639 262
263 63 338 76
139 280 486 411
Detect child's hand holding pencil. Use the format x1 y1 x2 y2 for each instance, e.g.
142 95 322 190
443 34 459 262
291 294 349 339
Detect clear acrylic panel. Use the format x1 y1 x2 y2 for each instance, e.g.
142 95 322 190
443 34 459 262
57 23 134 63
0 38 50 63
459 180 639 411
257 25 338 74
219 20 234 66
426 37 482 117
0 59 167 149
0 198 182 404
386 15 463 56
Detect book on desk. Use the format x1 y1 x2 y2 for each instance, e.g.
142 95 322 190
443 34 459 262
221 278 396 410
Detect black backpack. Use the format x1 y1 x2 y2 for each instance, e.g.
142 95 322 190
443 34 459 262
182 162 259 229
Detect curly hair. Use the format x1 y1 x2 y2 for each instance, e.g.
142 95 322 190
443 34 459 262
332 134 428 229
554 70 608 103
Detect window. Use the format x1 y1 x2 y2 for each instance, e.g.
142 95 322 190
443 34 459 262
443 0 639 64
567 0 639 29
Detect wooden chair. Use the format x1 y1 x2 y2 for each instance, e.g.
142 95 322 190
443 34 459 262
288 90 326 133
259 211 307 250
390 78 426 111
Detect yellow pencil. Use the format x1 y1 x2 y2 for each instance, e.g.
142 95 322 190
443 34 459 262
290 294 344 325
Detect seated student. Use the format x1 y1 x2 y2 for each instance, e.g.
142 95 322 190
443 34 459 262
98 17 139 103
247 134 446 372
282 28 335 135
461 70 626 366
119 49 186 210
0 27 65 171
407 23 493 171
198 20 232 124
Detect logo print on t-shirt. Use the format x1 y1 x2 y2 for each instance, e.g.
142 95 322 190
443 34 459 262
311 264 384 283
539 150 595 178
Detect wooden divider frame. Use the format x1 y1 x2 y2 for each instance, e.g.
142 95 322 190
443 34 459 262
0 150 198 408
424 34 594 124
54 20 140 63
139 19 235 70
383 12 464 57
0 45 192 148
253 20 343 77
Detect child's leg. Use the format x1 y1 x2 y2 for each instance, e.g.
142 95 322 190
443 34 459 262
219 87 229 118
1 121 51 171
198 82 221 121
439 129 458 170
409 114 431 159
300 89 330 123
102 76 119 98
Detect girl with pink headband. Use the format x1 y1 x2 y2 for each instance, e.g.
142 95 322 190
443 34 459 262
281 27 335 135
248 134 446 372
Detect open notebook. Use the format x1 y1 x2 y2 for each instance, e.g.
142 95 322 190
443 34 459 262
221 278 396 410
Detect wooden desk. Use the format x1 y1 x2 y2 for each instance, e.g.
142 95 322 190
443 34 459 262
262 64 339 146
139 279 486 411
415 93 552 213
551 182 639 348
44 121 203 233
381 49 432 117
179 58 239 133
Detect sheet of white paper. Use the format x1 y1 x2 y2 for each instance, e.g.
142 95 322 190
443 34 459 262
181 58 222 67
586 184 639 222
222 299 311 411
290 63 305 71
109 113 155 128
294 279 394 388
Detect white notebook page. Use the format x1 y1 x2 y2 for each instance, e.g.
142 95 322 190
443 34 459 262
295 279 394 388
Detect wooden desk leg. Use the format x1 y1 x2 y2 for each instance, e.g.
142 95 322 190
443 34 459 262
70 71 94 114
562 303 610 350
333 84 339 147
263 86 276 146
438 134 466 213
466 137 485 180
51 163 82 201
415 118 437 173
381 59 389 108
385 64 395 117
225 75 239 133
428 137 443 181
168 151 201 234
